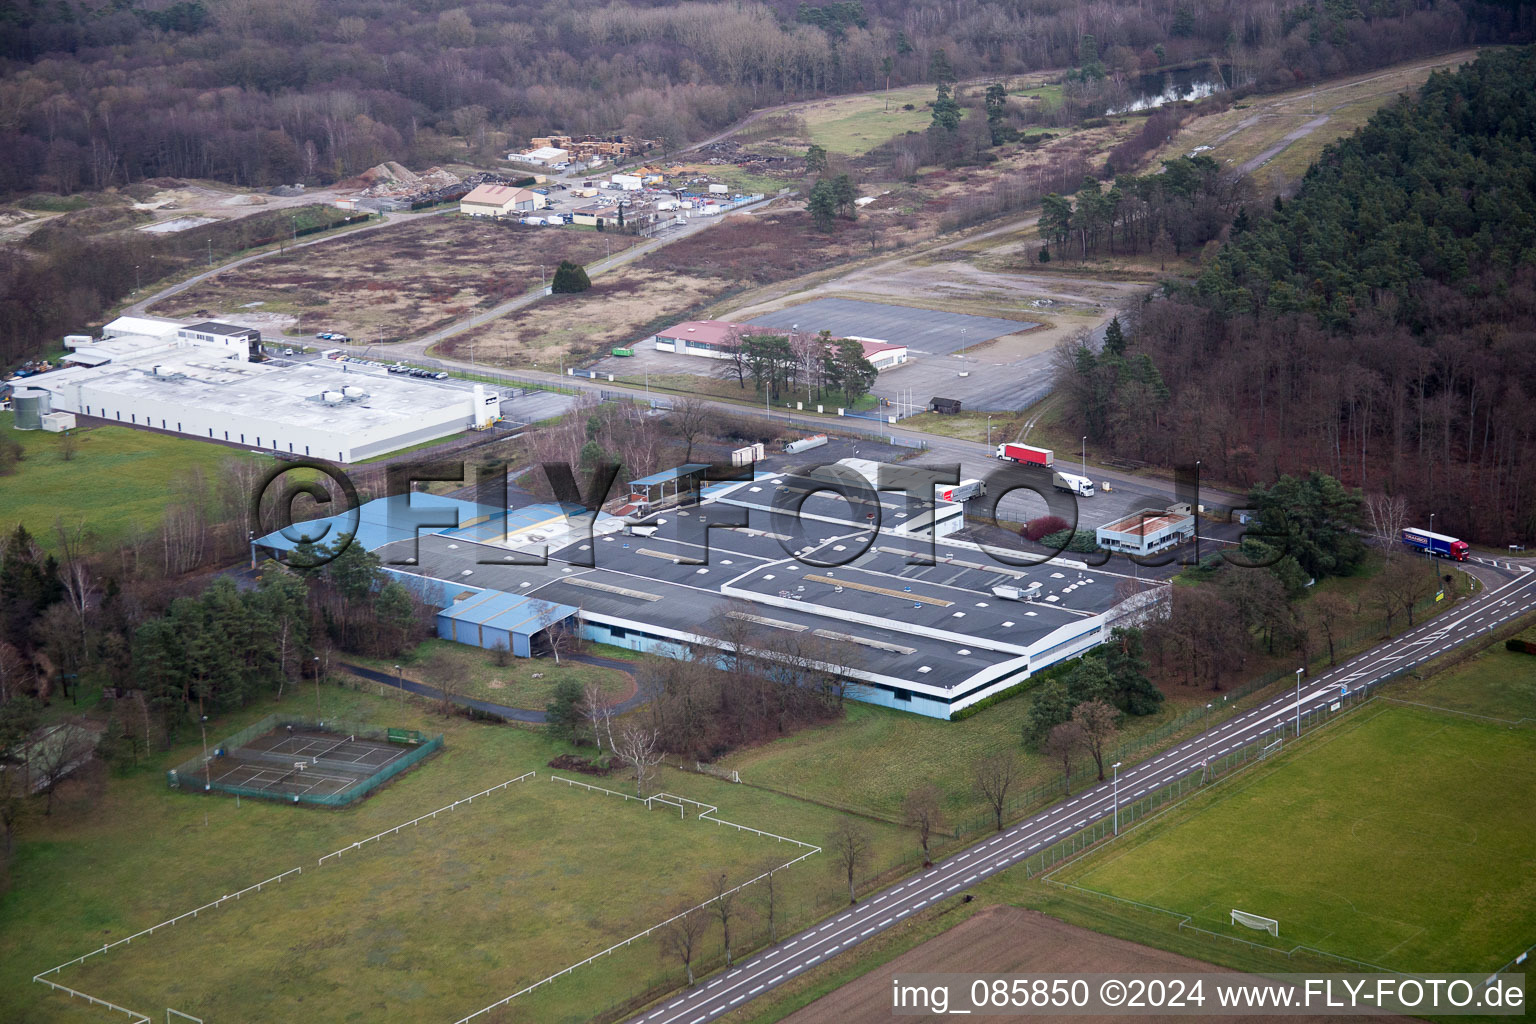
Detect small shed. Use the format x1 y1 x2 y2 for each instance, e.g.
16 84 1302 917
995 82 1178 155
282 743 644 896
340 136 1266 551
436 590 578 657
930 397 963 415
627 463 710 508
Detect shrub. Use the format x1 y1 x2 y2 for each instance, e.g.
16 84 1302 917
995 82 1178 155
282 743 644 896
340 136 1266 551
1022 515 1069 542
550 260 591 293
1040 528 1101 554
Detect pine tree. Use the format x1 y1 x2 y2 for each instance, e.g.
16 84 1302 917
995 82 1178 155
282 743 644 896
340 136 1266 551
1102 316 1127 356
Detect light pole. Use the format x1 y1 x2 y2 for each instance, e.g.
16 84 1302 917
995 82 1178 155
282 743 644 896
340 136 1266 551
987 414 992 447
1082 435 1088 478
1429 512 1435 537
313 656 322 720
200 714 211 791
1112 761 1122 834
395 663 403 705
1295 666 1305 737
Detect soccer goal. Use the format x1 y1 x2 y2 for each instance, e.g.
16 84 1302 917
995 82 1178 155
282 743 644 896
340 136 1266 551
1258 736 1284 761
1231 909 1279 937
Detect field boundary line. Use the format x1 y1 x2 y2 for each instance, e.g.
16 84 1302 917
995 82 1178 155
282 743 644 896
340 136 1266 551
317 771 535 865
1376 696 1534 727
34 865 305 978
30 976 150 1023
452 777 821 1023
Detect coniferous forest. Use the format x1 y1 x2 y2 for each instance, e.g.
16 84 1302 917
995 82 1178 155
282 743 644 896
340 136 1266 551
1057 45 1536 544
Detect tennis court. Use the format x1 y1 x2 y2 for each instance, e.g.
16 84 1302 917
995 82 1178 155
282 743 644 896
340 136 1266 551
168 717 442 806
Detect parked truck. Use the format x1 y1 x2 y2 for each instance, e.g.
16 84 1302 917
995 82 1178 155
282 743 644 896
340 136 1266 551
1052 471 1095 497
1400 527 1469 561
783 434 828 454
995 442 1053 467
936 479 986 503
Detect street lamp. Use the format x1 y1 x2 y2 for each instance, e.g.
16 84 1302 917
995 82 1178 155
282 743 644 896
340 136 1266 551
987 414 993 447
1295 666 1305 737
1429 512 1436 537
200 715 211 791
1112 761 1122 834
313 656 322 720
395 663 403 705
1082 435 1088 478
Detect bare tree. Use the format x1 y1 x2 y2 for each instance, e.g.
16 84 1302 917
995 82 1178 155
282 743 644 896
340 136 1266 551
973 751 1020 832
658 908 710 986
1071 700 1120 781
757 863 782 944
613 724 664 795
58 427 77 462
902 784 945 866
1310 592 1351 665
829 818 871 904
672 397 711 464
538 603 579 665
1044 720 1085 796
31 720 98 816
1364 493 1409 552
710 872 739 967
581 680 611 753
0 641 29 704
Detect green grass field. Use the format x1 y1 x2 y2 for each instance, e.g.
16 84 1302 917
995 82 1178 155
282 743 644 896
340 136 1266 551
1061 698 1536 971
4 686 916 1024
344 638 636 710
60 779 779 1022
716 691 1206 830
0 411 264 547
800 85 941 154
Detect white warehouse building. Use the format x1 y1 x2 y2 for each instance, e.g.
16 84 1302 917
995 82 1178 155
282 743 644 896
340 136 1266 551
31 317 501 463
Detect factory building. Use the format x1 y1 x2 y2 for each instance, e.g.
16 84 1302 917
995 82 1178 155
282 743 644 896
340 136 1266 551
28 318 502 462
653 320 909 371
259 465 1167 720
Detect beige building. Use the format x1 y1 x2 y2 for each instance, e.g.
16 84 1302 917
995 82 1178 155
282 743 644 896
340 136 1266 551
459 184 545 218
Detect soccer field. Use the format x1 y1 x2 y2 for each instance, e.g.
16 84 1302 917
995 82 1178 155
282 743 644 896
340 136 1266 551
1062 702 1536 972
55 777 801 1023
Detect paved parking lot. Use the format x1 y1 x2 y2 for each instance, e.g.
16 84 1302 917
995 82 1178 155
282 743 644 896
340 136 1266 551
744 298 1038 356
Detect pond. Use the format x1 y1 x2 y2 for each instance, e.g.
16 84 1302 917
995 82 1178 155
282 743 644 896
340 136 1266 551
1107 64 1231 114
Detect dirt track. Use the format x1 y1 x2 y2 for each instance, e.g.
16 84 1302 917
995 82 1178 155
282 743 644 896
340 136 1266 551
783 906 1410 1024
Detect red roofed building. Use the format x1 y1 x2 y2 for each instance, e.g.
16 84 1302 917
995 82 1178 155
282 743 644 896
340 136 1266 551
653 320 908 371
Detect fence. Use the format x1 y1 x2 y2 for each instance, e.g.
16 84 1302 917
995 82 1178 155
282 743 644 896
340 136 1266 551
34 867 304 982
317 772 535 865
165 715 444 808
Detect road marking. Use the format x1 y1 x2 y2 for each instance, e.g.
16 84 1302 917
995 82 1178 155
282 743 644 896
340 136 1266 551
707 979 721 989
880 917 893 926
770 975 784 985
749 985 764 995
730 996 745 1005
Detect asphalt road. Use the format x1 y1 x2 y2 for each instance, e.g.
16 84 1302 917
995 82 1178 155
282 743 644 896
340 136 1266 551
622 559 1536 1024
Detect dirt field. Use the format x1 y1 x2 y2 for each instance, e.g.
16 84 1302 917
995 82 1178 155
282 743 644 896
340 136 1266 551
446 210 924 368
1150 49 1479 193
783 906 1410 1024
149 215 634 342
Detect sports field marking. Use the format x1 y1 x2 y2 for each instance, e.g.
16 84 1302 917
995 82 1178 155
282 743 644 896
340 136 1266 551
1054 702 1536 972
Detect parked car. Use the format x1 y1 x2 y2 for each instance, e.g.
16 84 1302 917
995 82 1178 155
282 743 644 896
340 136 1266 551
531 187 549 195
433 371 449 380
315 332 333 339
332 334 351 343
283 347 294 355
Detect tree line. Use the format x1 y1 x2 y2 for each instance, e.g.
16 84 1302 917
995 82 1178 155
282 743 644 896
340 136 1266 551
1054 46 1536 544
2 0 1522 197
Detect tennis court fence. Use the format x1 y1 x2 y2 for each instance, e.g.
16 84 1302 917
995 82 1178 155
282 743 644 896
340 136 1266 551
165 715 443 807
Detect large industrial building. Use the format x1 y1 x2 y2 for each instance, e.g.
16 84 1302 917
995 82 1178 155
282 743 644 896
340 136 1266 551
258 463 1166 720
25 316 502 462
